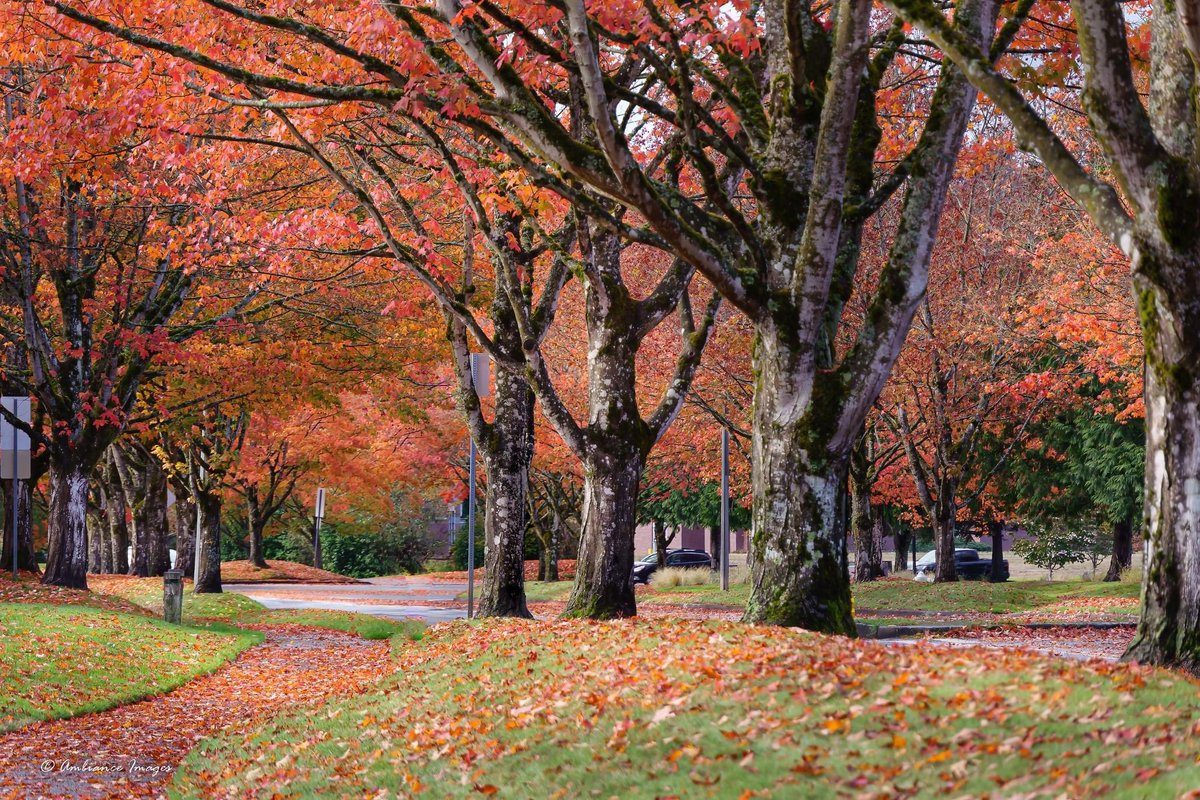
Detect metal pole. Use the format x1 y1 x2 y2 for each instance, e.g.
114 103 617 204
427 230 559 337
11 476 17 579
720 428 730 591
313 516 323 569
467 437 476 619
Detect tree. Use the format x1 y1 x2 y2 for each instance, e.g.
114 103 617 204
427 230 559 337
888 0 1200 673
1013 519 1100 581
0 30 283 588
230 421 305 569
849 419 904 581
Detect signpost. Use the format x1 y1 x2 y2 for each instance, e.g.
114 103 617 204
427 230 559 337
313 487 327 570
0 397 30 578
720 428 730 592
466 353 489 619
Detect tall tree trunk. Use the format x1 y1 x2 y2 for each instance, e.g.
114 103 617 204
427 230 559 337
564 451 643 619
932 498 958 583
652 520 669 567
852 494 885 582
87 505 103 573
172 482 194 575
104 468 130 575
545 509 560 582
116 447 169 577
894 524 910 572
988 519 1005 582
141 457 171 576
742 331 854 634
1104 517 1133 582
42 457 90 589
476 361 535 618
194 491 222 593
1 477 37 574
1126 342 1200 669
245 485 268 569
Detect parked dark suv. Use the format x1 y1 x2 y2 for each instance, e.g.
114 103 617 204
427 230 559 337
631 549 713 584
914 548 1009 581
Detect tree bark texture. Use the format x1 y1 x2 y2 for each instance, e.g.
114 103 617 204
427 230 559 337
742 328 854 633
194 491 222 593
476 352 535 618
246 484 269 569
1104 517 1134 581
1 477 37 574
172 493 195 576
42 458 91 589
988 519 1005 583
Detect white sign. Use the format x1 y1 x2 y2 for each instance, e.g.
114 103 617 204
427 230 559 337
0 397 31 480
315 487 327 519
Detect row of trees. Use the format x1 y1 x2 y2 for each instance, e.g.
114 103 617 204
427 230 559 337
7 1 1197 671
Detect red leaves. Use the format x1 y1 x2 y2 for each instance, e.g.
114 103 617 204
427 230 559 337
0 626 391 799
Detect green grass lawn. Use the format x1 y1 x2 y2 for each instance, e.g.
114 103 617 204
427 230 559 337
851 575 1139 613
90 577 422 641
171 618 1200 798
0 602 259 733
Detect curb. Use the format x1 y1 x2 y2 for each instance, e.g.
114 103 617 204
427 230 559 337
857 620 1137 640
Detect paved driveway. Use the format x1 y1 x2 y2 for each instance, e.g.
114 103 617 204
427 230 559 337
226 577 468 623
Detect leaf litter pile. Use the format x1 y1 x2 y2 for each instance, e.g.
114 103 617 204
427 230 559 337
0 625 391 799
174 619 1200 798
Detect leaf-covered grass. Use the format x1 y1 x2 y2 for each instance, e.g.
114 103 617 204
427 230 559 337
172 619 1200 798
220 560 360 584
505 577 1140 621
0 602 259 733
90 576 422 641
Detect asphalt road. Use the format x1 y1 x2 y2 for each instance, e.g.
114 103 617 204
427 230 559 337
225 577 469 623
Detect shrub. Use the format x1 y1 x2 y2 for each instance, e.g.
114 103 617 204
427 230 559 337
651 567 714 588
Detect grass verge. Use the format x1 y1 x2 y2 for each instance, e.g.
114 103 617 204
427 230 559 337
0 602 259 733
170 619 1200 798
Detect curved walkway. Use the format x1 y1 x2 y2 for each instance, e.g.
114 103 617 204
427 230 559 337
0 626 391 799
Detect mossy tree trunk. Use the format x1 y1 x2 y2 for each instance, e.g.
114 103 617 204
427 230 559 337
566 448 644 618
744 325 855 631
1126 272 1200 669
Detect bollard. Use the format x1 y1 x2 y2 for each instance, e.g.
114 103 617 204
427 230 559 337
163 569 183 624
